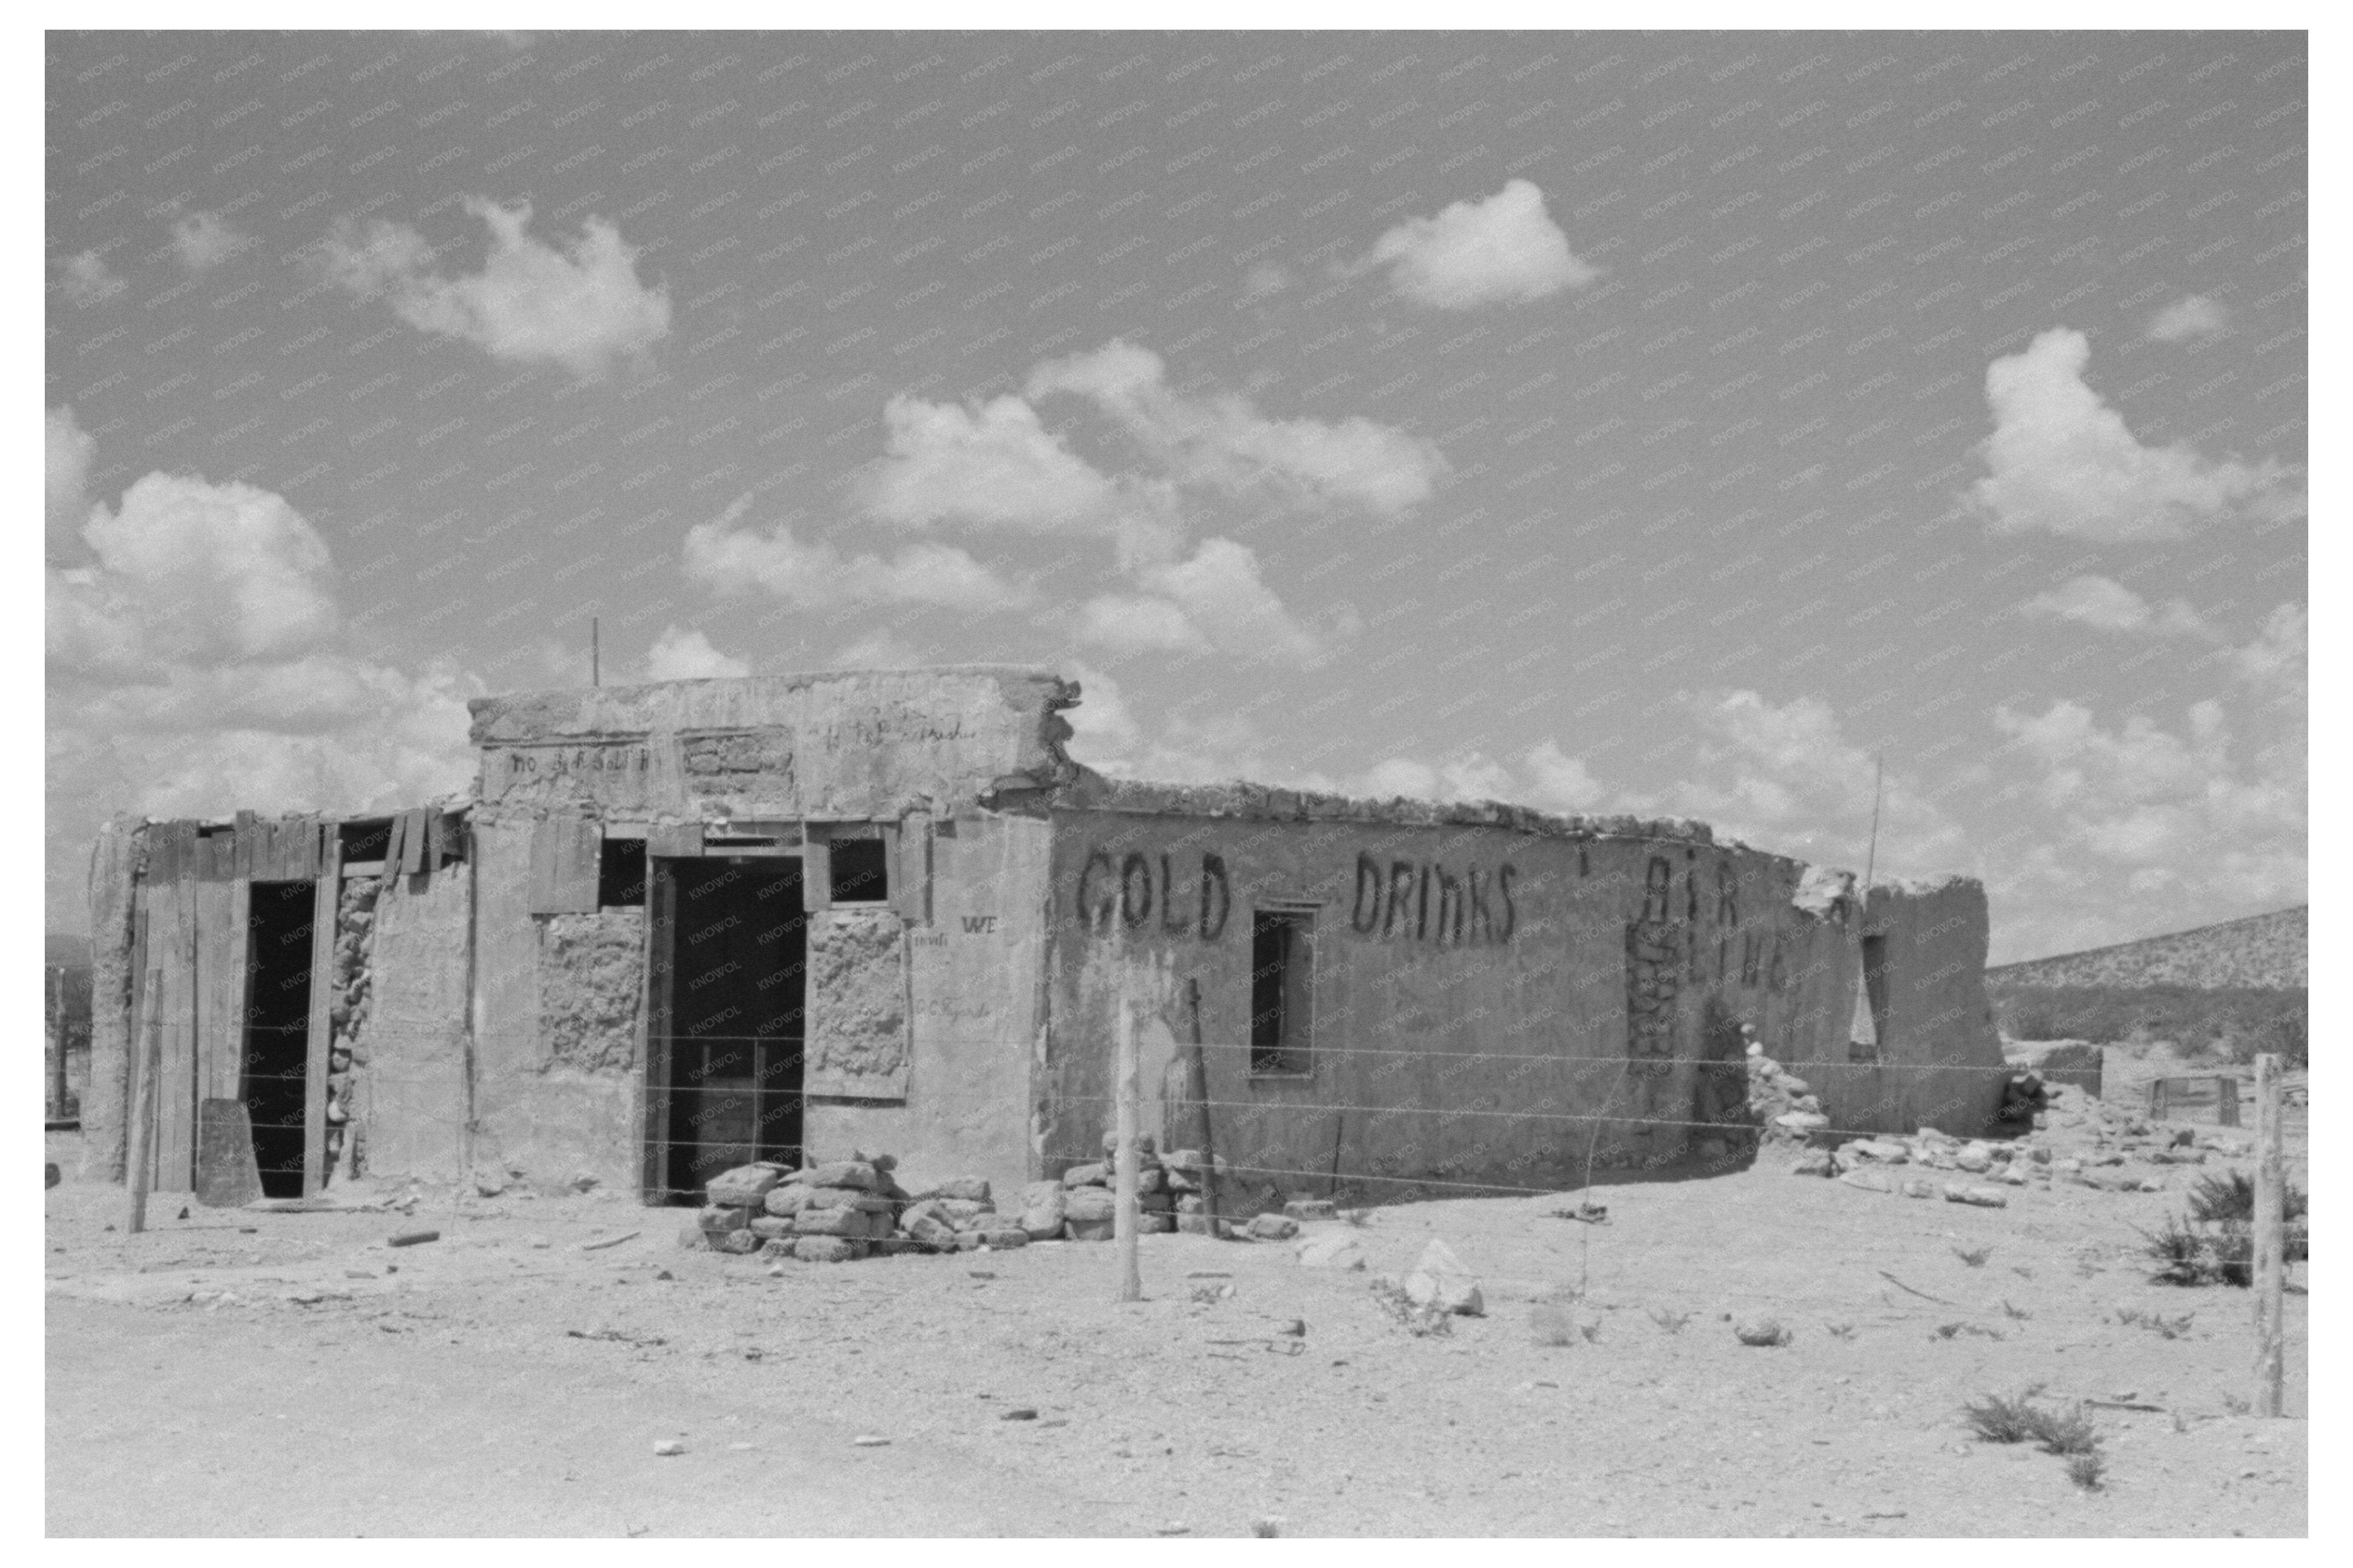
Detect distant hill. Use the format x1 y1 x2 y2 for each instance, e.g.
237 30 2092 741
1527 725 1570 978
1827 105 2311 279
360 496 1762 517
1989 906 2306 991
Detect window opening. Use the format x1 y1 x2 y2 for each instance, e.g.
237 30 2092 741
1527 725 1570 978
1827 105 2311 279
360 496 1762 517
597 838 646 908
1249 909 1314 1076
829 837 889 903
338 818 392 864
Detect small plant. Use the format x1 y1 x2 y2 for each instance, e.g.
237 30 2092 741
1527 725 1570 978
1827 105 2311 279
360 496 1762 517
2223 1392 2250 1415
1963 1388 2049 1444
1338 1208 1374 1228
2188 1170 2308 1229
2139 1216 2256 1288
1825 1321 1856 1340
2027 1403 2100 1456
1999 1298 2031 1320
1648 1306 1691 1334
2066 1451 2107 1490
1952 1244 1992 1268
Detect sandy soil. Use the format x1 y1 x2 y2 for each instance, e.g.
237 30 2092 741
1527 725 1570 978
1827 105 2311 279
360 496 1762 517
47 1093 2306 1539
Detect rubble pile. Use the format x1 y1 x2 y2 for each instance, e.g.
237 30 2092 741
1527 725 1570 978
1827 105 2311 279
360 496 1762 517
1788 1081 2255 1205
1745 1049 1826 1142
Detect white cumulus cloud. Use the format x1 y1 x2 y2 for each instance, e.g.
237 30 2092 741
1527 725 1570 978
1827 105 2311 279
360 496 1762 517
61 251 125 306
171 211 249 271
2021 575 2215 638
683 495 1032 613
320 197 671 381
1076 537 1326 667
860 394 1120 533
1027 339 1449 516
645 625 749 680
2147 294 2228 342
46 418 480 930
1970 328 2303 541
1352 180 1598 309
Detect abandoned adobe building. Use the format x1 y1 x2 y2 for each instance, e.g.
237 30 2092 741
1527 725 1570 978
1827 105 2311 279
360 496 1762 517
81 666 2007 1207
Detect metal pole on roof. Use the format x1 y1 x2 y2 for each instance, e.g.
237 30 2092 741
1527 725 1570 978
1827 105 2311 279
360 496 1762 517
1863 751 1883 895
591 618 601 687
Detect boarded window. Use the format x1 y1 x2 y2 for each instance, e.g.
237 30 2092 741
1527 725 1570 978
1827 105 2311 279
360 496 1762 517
1249 909 1314 1076
527 814 602 915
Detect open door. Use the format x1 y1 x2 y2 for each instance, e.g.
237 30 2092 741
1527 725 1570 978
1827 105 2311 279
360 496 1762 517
642 855 807 1203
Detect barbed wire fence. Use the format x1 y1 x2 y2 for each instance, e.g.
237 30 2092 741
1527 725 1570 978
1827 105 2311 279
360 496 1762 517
103 1017 2302 1414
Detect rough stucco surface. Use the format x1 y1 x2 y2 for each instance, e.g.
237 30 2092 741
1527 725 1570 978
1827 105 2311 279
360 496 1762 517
806 911 907 1096
358 865 472 1179
466 666 1078 821
538 912 643 1075
1044 808 2005 1193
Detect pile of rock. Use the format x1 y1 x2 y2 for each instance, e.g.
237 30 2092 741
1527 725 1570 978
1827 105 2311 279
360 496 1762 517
694 1158 905 1262
898 1178 1032 1251
1746 1049 1827 1142
1042 1132 1181 1240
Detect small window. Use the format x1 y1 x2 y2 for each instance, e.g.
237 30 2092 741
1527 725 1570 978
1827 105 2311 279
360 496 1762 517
828 837 889 904
338 818 392 864
1249 909 1314 1076
598 838 647 908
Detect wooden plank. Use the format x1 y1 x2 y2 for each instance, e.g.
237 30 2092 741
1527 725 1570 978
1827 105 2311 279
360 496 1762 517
194 1097 263 1208
422 806 446 871
402 808 430 877
152 877 200 1190
302 837 341 1198
528 812 602 914
2253 1053 2285 1418
193 877 244 1102
801 832 832 914
125 970 163 1234
380 812 409 891
640 860 677 1201
288 817 321 883
233 812 257 880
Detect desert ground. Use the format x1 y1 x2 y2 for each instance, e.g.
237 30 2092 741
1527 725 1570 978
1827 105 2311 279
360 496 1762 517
46 1050 2306 1538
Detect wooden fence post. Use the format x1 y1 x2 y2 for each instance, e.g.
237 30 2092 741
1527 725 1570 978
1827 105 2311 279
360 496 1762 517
1114 998 1141 1304
2218 1075 2240 1129
125 970 163 1236
2253 1053 2285 1417
2147 1078 2170 1121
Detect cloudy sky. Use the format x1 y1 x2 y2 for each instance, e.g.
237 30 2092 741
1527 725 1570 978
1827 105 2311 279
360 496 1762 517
45 30 2306 960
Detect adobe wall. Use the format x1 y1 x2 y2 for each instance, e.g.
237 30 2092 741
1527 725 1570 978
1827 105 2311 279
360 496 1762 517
466 665 1079 820
1041 800 2004 1196
799 810 1049 1200
468 812 643 1190
354 860 475 1181
1802 877 2006 1137
462 668 1076 1196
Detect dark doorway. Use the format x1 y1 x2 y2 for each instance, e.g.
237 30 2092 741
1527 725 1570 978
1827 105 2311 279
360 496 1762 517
243 881 318 1199
648 858 806 1204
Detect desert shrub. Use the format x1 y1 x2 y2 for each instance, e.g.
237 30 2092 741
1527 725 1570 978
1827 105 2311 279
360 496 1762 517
2188 1170 2307 1226
2067 1452 2108 1490
1963 1389 2047 1444
2026 1403 2100 1456
1648 1306 1691 1334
